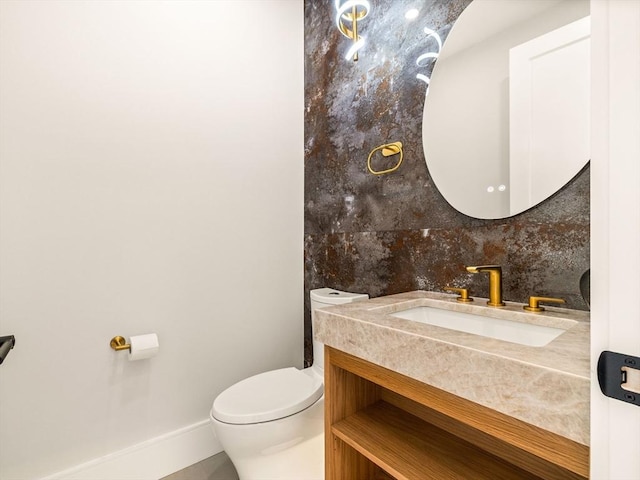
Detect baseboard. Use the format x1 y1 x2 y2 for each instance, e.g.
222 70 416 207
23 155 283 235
40 420 223 480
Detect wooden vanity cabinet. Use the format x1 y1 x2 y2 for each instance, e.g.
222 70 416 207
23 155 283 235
324 346 589 480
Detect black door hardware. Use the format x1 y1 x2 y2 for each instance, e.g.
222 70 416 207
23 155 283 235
598 351 640 407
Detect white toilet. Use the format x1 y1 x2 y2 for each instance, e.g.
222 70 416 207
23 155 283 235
209 288 368 480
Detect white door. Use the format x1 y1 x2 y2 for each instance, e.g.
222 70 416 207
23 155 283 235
510 16 591 216
591 0 640 478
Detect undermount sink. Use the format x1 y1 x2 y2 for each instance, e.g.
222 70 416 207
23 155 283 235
391 306 569 347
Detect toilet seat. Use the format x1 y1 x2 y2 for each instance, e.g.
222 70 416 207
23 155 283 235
211 367 323 425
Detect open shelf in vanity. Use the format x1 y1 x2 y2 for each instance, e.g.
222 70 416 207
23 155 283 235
325 346 589 480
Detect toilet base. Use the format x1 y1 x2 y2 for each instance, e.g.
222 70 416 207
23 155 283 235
228 429 323 480
211 396 324 480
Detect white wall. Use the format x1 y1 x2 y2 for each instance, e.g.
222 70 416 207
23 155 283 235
0 1 303 478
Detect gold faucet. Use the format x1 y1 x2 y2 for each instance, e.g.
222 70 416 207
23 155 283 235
466 265 505 307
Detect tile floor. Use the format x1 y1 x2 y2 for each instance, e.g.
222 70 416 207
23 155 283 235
161 452 239 480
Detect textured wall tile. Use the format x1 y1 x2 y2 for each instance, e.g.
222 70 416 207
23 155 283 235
304 0 590 366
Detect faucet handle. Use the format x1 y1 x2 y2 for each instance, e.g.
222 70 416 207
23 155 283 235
444 287 474 303
524 296 566 312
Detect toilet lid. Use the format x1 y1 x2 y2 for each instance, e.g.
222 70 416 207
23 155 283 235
211 367 323 425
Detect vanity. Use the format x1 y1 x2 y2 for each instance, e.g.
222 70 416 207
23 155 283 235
314 291 590 480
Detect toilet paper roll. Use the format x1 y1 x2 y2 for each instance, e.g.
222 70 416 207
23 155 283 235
128 333 159 361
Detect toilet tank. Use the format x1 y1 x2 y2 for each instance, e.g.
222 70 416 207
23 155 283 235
310 288 369 371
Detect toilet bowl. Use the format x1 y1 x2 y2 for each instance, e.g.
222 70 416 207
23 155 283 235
209 288 368 480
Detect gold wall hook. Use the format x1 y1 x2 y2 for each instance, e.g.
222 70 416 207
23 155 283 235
110 336 130 352
367 142 404 175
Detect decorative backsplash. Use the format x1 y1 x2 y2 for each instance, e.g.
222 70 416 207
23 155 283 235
303 0 590 366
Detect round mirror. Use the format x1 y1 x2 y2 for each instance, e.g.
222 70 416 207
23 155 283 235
422 0 590 219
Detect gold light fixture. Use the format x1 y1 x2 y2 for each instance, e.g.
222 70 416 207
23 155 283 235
335 0 370 61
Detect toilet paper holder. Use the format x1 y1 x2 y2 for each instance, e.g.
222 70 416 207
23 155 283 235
0 335 16 365
110 336 130 352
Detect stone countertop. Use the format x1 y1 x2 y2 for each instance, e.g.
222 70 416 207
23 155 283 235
313 290 590 446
